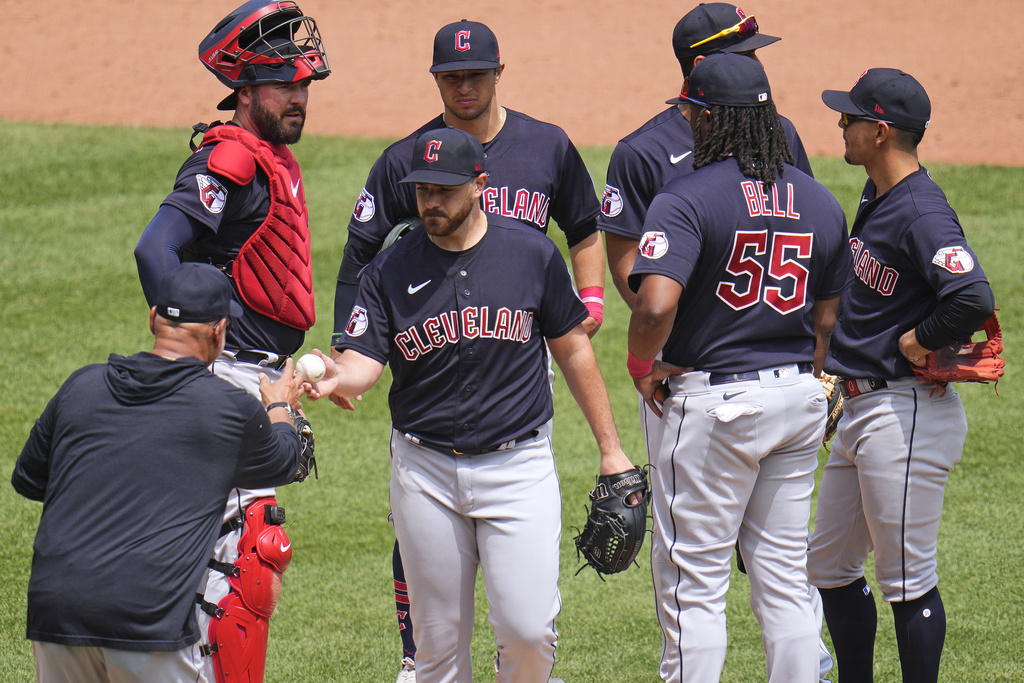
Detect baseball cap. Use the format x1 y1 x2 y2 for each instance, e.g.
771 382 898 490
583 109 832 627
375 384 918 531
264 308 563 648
399 128 487 186
672 3 779 64
155 263 244 323
429 20 501 73
822 68 931 133
677 52 772 108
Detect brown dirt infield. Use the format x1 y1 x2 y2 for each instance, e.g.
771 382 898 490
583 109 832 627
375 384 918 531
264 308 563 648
7 0 1022 166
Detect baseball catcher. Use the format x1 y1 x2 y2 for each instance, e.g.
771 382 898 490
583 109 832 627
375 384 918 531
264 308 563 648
574 466 650 576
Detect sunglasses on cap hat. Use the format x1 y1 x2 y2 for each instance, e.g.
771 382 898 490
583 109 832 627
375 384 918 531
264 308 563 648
690 14 758 49
841 112 895 127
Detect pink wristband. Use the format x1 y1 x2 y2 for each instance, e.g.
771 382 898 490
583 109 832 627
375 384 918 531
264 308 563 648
579 286 604 325
627 351 655 379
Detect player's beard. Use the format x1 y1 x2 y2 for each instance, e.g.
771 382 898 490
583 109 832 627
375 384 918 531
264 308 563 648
251 91 306 145
421 191 476 238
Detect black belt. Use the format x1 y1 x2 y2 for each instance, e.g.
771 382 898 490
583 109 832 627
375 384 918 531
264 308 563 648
405 429 540 457
708 362 813 386
839 377 888 398
233 350 289 370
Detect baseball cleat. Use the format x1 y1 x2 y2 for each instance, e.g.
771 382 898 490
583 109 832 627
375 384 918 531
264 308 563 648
394 656 416 683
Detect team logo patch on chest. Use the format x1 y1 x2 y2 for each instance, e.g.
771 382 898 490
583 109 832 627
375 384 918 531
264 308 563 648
196 174 228 214
346 305 368 337
639 231 669 259
932 246 974 273
601 184 623 217
353 188 376 222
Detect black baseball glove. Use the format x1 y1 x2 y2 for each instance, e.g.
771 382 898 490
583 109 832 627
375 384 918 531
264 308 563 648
292 412 318 482
820 373 843 448
574 466 650 576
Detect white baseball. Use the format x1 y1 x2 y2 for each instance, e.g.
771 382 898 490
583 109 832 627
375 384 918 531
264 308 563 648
295 353 326 382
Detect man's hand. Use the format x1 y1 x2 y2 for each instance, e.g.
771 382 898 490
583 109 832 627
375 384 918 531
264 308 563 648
632 360 689 418
259 357 304 409
303 349 357 409
304 348 383 410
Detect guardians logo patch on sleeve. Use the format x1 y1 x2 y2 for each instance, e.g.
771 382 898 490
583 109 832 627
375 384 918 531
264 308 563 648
196 174 228 214
639 231 669 259
353 188 376 222
346 305 369 337
932 246 974 273
601 184 623 217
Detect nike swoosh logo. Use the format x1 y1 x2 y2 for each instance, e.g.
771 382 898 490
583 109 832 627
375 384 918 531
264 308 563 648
407 280 431 294
723 391 746 400
291 178 301 197
670 151 692 164
280 542 291 553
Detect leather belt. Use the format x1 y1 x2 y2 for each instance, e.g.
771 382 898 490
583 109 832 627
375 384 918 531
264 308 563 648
403 429 540 457
839 377 888 398
708 362 813 386
234 350 289 370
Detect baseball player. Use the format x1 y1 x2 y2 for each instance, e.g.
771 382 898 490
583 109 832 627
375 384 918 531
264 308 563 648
627 54 851 682
601 6 834 679
133 2 330 680
600 2 813 312
808 69 994 683
331 20 606 680
310 127 636 683
12 263 305 683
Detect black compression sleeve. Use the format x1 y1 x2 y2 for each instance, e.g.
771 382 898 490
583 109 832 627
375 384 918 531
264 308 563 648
333 281 359 349
135 206 209 306
915 281 995 350
332 233 379 349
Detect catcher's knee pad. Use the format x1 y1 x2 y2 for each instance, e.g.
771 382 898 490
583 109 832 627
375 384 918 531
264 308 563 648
231 497 292 617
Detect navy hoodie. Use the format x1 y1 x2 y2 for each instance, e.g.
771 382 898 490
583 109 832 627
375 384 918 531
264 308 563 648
12 352 300 651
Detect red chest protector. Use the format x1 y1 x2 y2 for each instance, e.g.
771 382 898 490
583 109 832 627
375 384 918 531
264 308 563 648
199 125 316 331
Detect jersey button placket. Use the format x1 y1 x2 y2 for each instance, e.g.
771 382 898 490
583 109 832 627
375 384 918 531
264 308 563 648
454 265 479 453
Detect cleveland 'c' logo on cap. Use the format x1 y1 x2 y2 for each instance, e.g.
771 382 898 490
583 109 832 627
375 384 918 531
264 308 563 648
456 30 471 51
425 140 442 162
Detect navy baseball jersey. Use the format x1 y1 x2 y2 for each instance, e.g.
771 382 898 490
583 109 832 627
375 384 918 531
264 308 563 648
348 111 599 247
339 214 587 452
160 145 304 355
825 167 988 380
598 106 812 241
629 159 850 372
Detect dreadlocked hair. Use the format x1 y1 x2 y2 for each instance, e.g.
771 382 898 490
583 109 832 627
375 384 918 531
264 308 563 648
692 102 794 187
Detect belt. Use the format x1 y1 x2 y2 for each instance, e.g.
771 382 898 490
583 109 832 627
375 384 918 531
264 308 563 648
708 362 813 386
403 429 540 457
233 350 290 370
839 377 888 398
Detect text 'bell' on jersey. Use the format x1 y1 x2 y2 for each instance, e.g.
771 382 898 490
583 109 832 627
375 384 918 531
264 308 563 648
340 215 587 453
347 111 600 248
598 106 813 242
825 168 988 380
162 146 305 355
630 160 850 373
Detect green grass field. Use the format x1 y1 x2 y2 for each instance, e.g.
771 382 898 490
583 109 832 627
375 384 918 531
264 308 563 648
1 119 1021 682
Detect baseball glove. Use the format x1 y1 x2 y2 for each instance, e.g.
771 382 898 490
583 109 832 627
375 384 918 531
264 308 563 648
292 412 318 482
820 372 843 447
911 313 1005 388
574 466 650 576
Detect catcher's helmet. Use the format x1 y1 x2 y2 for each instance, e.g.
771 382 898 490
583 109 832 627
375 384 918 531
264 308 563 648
199 0 331 110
